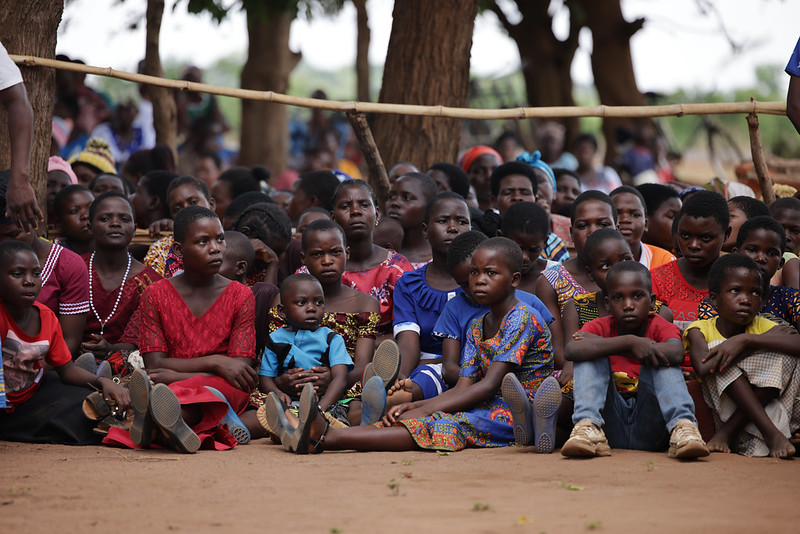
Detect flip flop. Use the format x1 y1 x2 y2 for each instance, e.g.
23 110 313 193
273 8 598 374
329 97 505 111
532 376 562 454
149 384 201 454
265 392 295 450
363 339 401 391
291 383 319 454
360 375 387 426
128 368 153 447
204 386 250 445
501 373 534 446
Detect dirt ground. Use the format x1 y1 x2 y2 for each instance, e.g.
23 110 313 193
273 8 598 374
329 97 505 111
0 439 797 533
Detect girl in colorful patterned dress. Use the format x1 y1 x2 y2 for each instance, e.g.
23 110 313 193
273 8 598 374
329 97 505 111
329 180 413 339
269 237 558 453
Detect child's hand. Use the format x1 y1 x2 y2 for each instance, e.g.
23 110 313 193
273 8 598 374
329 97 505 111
81 334 111 359
704 335 748 373
383 402 427 424
572 331 599 341
212 356 257 391
629 337 670 368
100 378 131 413
278 392 292 406
304 366 331 396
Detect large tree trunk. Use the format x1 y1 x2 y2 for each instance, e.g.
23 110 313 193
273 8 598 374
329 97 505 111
576 0 650 164
144 0 177 160
353 0 370 103
372 0 478 173
238 3 301 174
0 0 63 229
492 0 582 145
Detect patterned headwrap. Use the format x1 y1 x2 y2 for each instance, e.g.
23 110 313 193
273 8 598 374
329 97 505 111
459 145 502 173
70 137 116 174
516 150 556 191
48 155 78 185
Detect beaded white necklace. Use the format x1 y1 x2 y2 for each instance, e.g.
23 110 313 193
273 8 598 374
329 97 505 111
88 252 132 336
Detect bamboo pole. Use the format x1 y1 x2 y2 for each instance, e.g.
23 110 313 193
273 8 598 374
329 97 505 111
346 111 390 205
11 54 787 119
746 111 776 204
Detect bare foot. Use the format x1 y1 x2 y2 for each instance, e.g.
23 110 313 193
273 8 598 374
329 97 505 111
386 379 414 410
706 433 731 454
765 432 796 459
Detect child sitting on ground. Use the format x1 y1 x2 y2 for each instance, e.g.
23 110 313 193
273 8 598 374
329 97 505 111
53 184 95 256
432 230 553 389
685 254 800 458
0 241 129 445
563 261 709 459
697 216 800 330
386 173 439 268
609 186 675 270
499 201 558 294
267 238 560 454
260 273 353 422
769 197 800 288
723 196 770 253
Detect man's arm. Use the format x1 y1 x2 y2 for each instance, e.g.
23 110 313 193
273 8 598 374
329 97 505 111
0 81 41 232
788 75 800 135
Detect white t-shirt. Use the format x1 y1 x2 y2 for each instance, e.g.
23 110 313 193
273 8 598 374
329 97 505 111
0 41 23 91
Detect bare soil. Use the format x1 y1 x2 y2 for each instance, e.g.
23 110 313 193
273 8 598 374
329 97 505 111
0 440 796 533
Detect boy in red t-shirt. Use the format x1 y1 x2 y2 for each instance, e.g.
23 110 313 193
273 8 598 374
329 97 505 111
0 241 129 443
562 261 708 459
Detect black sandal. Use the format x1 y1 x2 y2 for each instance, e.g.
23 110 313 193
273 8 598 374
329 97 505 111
309 418 330 454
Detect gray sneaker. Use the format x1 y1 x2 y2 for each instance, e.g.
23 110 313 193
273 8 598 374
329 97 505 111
561 419 611 458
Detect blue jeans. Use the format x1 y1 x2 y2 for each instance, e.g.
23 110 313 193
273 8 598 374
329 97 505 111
572 358 697 451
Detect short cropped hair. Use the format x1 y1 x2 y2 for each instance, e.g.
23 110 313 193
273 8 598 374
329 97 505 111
173 205 219 243
636 183 679 216
301 218 347 250
234 202 292 250
297 171 344 211
500 201 549 237
489 161 538 198
582 228 629 265
708 253 760 294
474 236 523 274
217 167 263 199
428 162 470 199
52 184 92 220
570 190 618 224
167 175 211 202
770 196 800 215
223 230 255 269
424 192 469 225
0 240 36 266
280 272 321 296
446 230 488 271
606 260 652 292
331 179 379 208
677 190 729 230
728 196 770 219
224 191 272 221
396 172 438 203
610 185 647 214
736 215 786 251
89 191 135 223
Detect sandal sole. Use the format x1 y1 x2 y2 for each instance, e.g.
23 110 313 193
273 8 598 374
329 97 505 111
360 375 387 426
532 376 562 454
82 391 111 421
365 340 401 391
128 369 152 447
291 383 318 454
265 393 294 451
149 384 200 454
501 373 534 446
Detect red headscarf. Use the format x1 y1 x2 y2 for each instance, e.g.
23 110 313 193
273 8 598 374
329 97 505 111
458 145 502 173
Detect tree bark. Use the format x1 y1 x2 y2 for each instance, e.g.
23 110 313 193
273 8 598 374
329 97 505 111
492 0 582 144
0 0 63 230
575 0 650 164
353 0 370 103
144 0 177 161
372 0 478 171
238 3 301 174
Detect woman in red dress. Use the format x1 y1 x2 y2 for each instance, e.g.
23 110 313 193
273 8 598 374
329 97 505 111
103 206 258 452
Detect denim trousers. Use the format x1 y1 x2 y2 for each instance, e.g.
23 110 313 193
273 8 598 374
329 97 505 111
572 357 697 451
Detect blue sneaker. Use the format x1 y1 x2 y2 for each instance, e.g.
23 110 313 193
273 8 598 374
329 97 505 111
204 386 250 445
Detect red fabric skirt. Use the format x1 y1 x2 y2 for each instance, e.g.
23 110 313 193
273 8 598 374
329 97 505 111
103 375 250 451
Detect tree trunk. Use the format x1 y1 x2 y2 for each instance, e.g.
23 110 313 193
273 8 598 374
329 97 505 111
492 0 581 145
576 0 650 164
144 0 177 161
372 0 478 173
238 4 300 174
353 0 370 103
0 0 63 230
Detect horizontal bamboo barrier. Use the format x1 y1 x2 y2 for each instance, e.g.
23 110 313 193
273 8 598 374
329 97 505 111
11 54 787 119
